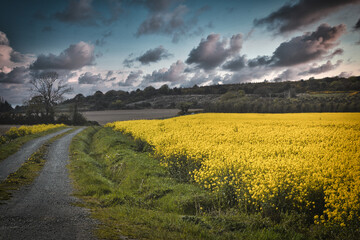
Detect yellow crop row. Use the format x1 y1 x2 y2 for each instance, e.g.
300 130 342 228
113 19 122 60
0 124 66 144
106 113 360 226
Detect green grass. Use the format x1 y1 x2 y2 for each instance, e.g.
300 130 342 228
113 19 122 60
0 127 76 202
0 126 68 162
69 127 350 240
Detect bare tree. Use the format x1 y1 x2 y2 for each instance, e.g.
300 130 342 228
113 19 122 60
30 72 72 121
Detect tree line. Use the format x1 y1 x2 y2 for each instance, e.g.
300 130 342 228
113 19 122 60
61 76 360 112
1 75 359 124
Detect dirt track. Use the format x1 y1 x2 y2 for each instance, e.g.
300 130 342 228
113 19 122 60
0 127 97 240
0 128 71 182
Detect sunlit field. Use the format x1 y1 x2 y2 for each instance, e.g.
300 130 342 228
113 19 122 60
81 109 181 125
107 113 360 227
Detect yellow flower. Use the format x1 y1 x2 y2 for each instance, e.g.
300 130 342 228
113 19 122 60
107 113 360 226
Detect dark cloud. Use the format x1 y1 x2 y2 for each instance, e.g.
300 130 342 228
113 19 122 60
254 0 359 34
248 24 346 67
0 66 30 84
119 70 143 86
135 0 176 13
135 1 211 43
95 39 106 47
329 48 344 58
143 60 185 83
355 18 360 30
272 24 346 66
136 5 188 42
222 55 246 71
137 46 172 65
30 41 95 70
186 33 242 70
123 54 135 68
10 51 29 63
106 70 113 78
248 56 272 67
123 46 172 67
355 18 360 44
95 31 112 46
78 72 105 84
54 0 123 26
0 84 30 106
104 0 123 25
105 70 116 81
298 60 342 76
55 0 97 25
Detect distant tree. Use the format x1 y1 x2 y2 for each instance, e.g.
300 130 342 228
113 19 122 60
94 90 104 98
238 90 246 97
30 72 72 121
221 91 239 101
25 95 45 118
110 100 124 109
71 100 87 125
254 86 273 97
143 86 156 98
159 84 170 95
74 93 85 101
177 102 191 115
0 97 13 112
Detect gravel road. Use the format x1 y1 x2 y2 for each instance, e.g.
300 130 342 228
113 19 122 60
0 127 98 240
0 128 71 182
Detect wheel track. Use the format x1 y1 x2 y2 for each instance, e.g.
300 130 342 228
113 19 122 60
0 127 97 240
0 128 71 182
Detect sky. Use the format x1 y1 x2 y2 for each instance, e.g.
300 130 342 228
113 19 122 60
1 0 360 106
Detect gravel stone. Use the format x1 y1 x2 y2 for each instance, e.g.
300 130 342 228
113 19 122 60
0 127 98 240
0 128 71 182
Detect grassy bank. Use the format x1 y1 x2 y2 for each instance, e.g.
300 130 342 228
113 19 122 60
68 127 351 240
0 128 76 202
0 126 68 162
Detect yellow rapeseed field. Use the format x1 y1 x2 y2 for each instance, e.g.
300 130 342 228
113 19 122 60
106 113 360 226
0 124 66 144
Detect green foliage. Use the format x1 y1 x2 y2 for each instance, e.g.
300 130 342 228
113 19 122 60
207 92 360 113
59 76 360 111
109 100 124 109
177 102 192 115
56 114 71 125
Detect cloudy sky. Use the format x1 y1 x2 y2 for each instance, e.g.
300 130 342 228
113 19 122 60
1 0 360 106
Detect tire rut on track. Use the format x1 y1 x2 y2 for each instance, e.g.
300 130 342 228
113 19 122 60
0 127 98 240
0 128 71 182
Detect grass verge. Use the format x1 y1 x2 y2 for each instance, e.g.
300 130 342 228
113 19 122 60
0 126 68 162
0 127 76 202
69 127 351 240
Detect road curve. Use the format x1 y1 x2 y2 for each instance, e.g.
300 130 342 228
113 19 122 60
0 127 97 240
0 128 71 182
